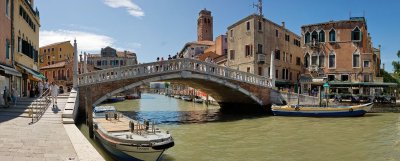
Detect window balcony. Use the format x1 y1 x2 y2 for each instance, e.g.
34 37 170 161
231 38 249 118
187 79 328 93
256 53 265 64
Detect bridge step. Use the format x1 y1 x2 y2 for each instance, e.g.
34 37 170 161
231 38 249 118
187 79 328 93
0 112 30 118
0 108 41 114
63 118 75 124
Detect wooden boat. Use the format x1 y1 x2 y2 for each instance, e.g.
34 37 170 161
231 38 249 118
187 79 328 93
271 102 373 117
93 106 174 161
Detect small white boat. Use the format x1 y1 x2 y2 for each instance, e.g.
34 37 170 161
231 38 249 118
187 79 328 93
174 95 181 99
193 97 204 103
93 106 174 161
181 96 192 101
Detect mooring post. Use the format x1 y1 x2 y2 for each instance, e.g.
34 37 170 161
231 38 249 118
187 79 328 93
206 94 209 107
318 86 322 107
86 87 94 138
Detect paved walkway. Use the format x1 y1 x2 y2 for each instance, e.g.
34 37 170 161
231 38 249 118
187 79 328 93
0 94 104 161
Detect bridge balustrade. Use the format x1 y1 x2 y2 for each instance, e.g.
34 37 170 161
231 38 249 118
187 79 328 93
78 58 272 87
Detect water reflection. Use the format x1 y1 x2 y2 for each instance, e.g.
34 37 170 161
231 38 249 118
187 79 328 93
78 94 400 161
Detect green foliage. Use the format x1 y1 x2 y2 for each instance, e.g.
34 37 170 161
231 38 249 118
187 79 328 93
381 69 400 85
393 50 400 73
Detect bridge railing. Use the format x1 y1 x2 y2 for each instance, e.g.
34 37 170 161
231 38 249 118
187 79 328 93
77 58 272 87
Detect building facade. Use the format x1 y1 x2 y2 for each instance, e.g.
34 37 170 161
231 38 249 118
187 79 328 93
178 41 214 59
0 0 19 97
39 41 74 67
87 47 138 70
301 17 382 95
39 41 74 91
12 0 42 97
227 14 303 88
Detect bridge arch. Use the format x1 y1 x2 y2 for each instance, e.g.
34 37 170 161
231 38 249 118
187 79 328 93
78 58 273 111
92 72 263 107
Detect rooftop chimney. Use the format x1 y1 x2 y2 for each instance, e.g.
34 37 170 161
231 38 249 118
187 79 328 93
282 22 285 28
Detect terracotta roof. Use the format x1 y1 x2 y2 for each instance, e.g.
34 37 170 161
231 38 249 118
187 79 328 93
40 61 66 70
197 51 220 61
204 45 216 53
40 41 71 48
116 51 136 58
301 17 367 28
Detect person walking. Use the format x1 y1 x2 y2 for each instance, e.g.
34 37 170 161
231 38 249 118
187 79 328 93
38 81 44 96
44 80 49 91
11 87 17 106
50 82 59 107
3 87 10 108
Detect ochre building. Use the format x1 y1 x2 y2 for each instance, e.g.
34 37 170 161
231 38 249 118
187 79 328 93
227 14 303 88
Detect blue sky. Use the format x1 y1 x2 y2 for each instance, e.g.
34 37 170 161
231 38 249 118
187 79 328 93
36 0 400 72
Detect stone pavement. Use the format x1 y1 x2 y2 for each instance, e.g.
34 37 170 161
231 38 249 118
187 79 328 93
0 94 104 161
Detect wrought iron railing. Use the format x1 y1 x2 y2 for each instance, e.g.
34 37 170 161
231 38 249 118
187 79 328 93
77 58 272 87
30 89 51 124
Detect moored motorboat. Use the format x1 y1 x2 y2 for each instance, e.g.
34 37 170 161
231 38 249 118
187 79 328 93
108 96 126 102
93 106 174 161
271 102 373 117
181 96 192 101
193 96 204 104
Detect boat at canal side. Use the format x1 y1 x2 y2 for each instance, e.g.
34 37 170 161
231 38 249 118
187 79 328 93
93 106 174 161
271 102 373 117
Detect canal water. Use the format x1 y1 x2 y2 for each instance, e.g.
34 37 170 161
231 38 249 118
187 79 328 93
77 94 400 161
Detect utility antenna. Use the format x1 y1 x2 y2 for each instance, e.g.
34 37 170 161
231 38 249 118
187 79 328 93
253 0 263 17
349 11 352 18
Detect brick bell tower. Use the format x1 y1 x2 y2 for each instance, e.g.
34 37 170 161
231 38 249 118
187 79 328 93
197 9 213 41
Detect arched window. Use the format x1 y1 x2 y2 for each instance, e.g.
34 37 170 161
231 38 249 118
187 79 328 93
319 30 325 42
304 53 310 68
66 69 70 78
311 53 318 66
329 29 336 42
319 53 325 67
311 31 318 42
329 52 336 68
353 52 360 68
61 70 64 79
352 27 361 41
204 18 207 23
305 32 310 44
58 70 61 80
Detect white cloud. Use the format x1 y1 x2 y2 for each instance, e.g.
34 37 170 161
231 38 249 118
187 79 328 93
40 30 114 52
104 0 144 17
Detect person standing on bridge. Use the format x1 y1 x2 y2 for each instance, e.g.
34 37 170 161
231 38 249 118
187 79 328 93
44 80 49 91
50 82 59 107
38 80 44 96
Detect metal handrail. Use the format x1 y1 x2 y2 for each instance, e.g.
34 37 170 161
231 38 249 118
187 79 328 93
30 89 51 124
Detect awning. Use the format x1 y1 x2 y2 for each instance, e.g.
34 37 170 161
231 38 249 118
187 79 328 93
17 64 46 80
324 81 398 87
0 64 22 77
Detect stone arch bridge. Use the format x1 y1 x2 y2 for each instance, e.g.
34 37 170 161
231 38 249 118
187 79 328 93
76 58 283 112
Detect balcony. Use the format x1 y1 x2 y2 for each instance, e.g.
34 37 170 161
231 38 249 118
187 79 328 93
256 53 266 64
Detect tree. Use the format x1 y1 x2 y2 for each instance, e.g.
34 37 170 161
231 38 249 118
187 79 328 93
392 50 400 73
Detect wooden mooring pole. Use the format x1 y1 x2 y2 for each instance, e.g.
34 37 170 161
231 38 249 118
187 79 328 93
85 87 94 138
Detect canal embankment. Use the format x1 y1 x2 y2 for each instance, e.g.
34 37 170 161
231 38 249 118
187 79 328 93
369 103 400 113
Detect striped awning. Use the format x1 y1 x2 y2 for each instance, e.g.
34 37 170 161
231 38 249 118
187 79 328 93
16 64 46 80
